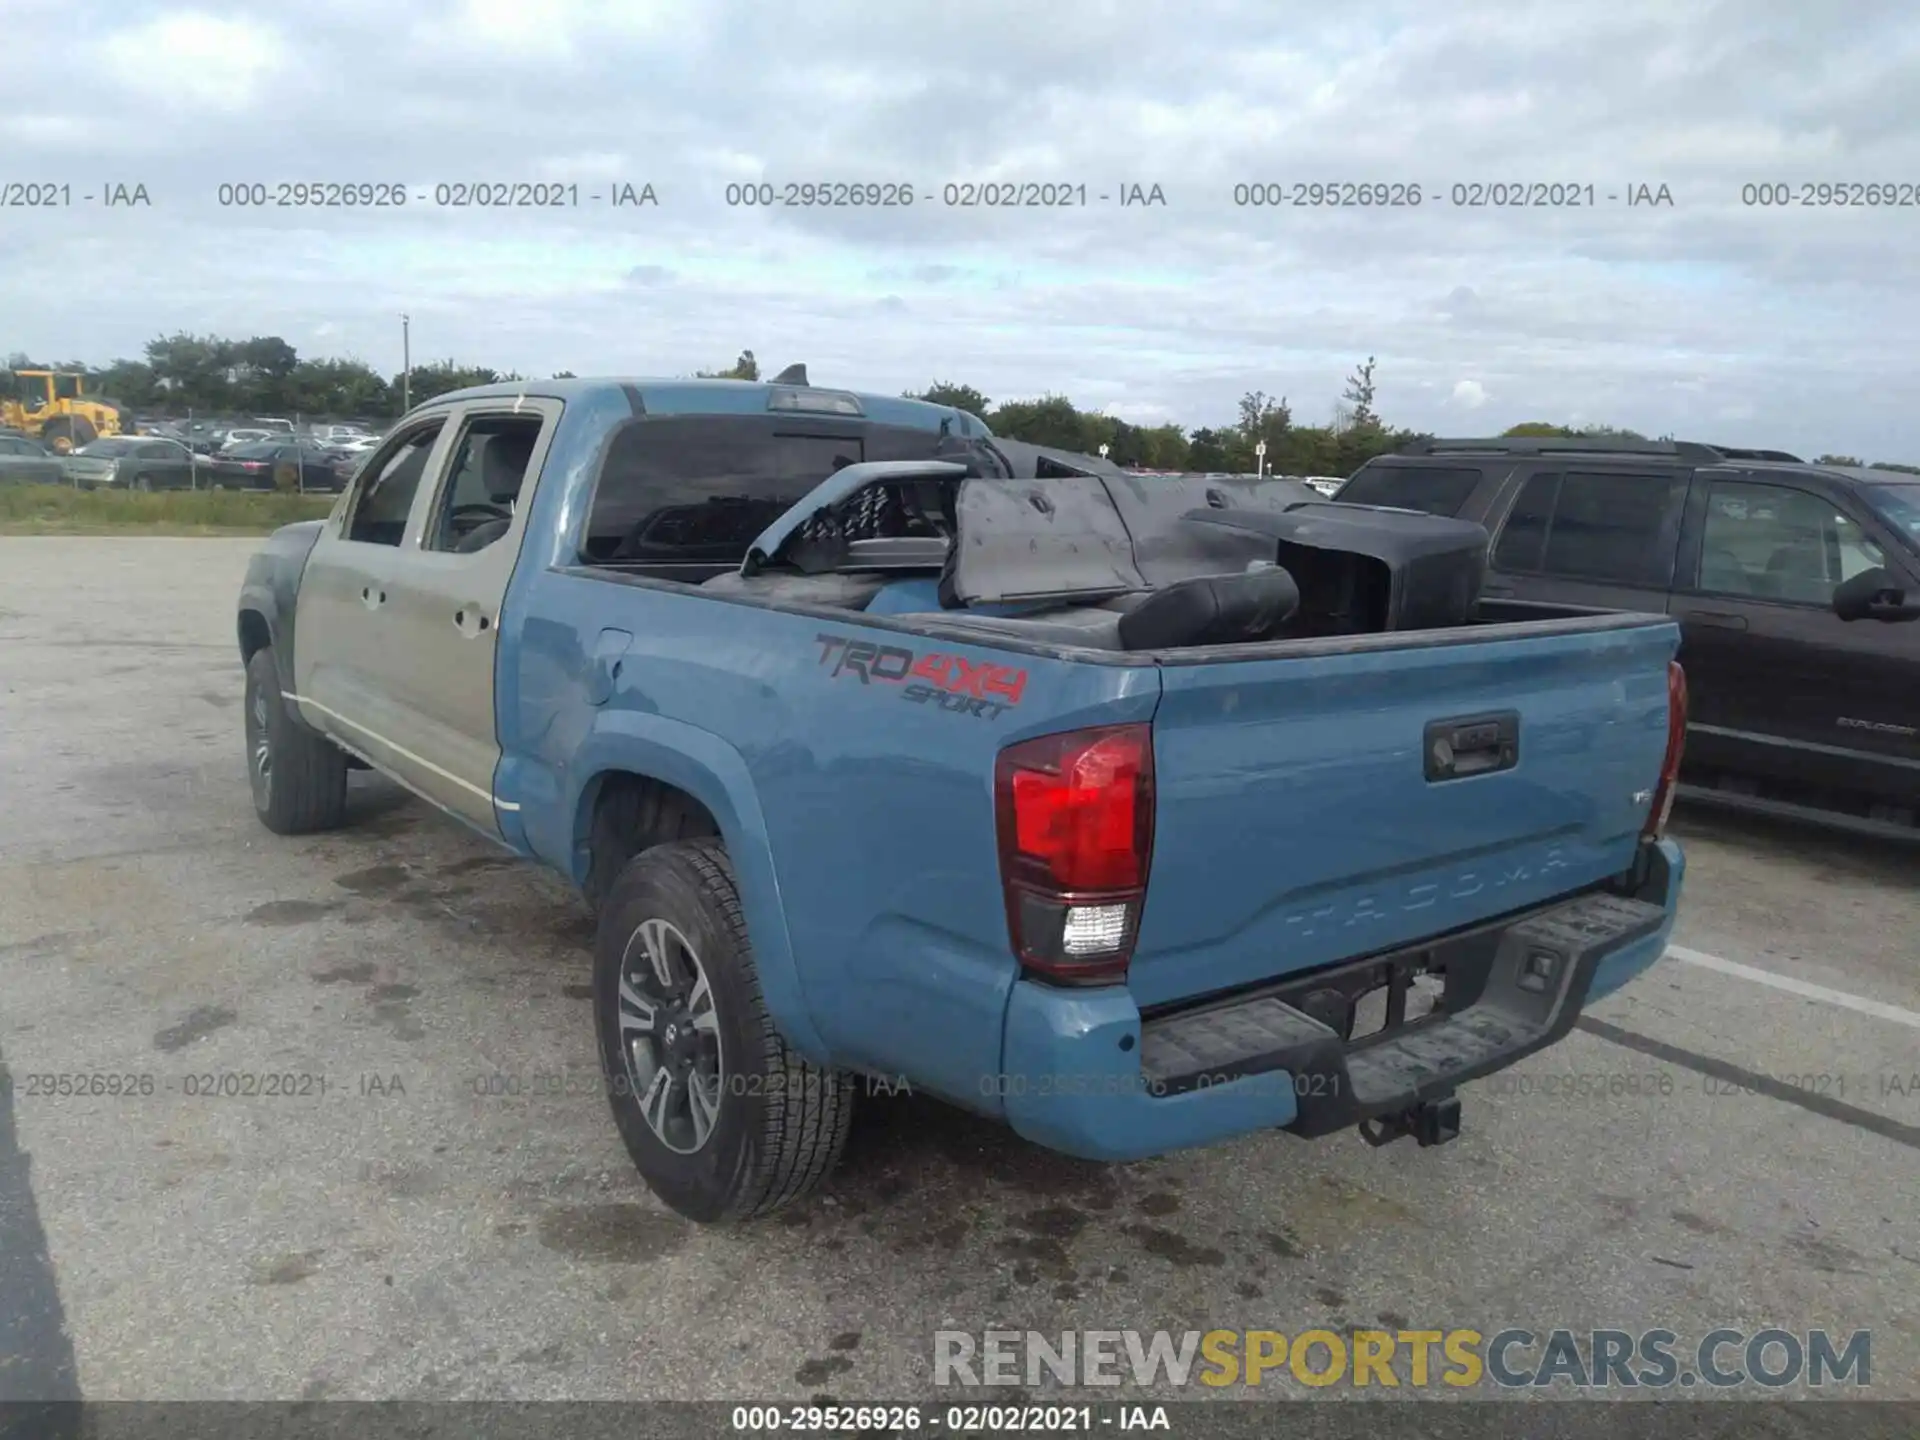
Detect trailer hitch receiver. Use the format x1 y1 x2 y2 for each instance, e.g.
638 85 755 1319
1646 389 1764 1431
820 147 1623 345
1358 1092 1461 1148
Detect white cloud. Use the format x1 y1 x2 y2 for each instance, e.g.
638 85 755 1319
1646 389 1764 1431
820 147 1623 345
1450 380 1489 409
428 0 704 59
101 12 288 113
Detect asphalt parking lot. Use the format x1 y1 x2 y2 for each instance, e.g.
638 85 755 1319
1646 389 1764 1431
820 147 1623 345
1 537 1915 1405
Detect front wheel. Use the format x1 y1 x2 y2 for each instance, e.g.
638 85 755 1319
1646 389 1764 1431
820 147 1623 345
594 838 854 1223
40 417 94 453
244 646 348 834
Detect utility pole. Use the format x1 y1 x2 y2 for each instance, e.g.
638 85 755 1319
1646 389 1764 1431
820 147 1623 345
401 314 411 413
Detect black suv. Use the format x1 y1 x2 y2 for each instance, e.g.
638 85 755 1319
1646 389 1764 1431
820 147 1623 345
1337 437 1920 838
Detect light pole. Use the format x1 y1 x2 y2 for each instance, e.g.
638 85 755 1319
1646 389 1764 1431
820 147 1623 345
401 313 411 413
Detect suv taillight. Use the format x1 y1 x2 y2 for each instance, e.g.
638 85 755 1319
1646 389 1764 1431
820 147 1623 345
1643 661 1688 840
994 723 1154 985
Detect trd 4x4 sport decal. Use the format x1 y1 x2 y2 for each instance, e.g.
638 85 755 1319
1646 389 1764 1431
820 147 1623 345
815 633 1026 721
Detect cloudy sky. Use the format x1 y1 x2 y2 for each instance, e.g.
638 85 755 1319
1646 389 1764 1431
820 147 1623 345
5 0 1919 458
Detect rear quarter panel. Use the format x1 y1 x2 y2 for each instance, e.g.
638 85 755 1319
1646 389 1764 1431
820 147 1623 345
490 387 1150 1101
501 571 1159 1107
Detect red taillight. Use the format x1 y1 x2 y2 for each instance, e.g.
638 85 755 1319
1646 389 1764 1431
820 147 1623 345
1643 661 1688 840
994 723 1154 985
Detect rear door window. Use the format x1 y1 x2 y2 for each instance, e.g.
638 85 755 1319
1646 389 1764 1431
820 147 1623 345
1336 464 1483 517
1492 470 1687 587
344 423 447 546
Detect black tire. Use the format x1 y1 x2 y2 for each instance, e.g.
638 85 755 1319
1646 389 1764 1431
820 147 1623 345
244 646 349 834
133 474 152 492
41 416 95 453
583 782 712 913
594 838 853 1223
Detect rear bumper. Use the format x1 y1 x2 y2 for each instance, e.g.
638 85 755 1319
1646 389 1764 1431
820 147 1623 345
998 838 1684 1162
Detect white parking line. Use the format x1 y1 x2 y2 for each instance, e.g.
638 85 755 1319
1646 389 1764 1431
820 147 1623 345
1667 944 1920 1030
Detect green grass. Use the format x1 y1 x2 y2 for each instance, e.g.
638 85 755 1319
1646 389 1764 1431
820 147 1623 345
0 484 336 535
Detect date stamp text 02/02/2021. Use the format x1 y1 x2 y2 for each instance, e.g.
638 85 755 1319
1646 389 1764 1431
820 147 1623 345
9 179 1920 209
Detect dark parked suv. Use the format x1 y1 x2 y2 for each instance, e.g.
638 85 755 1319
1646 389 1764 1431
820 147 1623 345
1337 437 1920 838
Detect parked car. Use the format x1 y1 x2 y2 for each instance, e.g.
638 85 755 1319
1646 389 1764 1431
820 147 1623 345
0 433 65 485
219 428 276 452
309 424 373 445
208 440 344 492
253 417 296 434
63 436 201 491
1337 437 1920 837
235 376 1685 1225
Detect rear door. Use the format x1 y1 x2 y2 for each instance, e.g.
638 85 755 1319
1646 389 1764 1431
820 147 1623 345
1482 465 1689 615
289 414 456 762
374 400 562 830
145 440 193 490
1674 474 1920 803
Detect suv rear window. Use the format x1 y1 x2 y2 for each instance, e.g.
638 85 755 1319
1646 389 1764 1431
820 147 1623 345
1336 464 1482 517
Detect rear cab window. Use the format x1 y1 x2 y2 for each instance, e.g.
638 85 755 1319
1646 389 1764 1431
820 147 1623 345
581 417 959 577
1336 463 1484 517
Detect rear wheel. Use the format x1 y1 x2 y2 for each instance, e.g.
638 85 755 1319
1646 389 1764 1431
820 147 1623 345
244 646 348 834
133 474 152 492
593 838 853 1223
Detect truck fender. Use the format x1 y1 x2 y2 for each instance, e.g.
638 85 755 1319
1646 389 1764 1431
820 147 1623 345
564 711 831 1067
236 519 326 700
236 585 295 696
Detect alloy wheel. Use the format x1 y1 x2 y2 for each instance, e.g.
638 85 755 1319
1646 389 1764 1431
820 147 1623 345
615 917 724 1154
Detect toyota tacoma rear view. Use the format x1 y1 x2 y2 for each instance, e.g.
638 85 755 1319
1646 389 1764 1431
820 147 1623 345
235 375 1687 1223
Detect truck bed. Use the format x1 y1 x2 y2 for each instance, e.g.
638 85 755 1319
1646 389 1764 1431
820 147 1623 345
559 560 1676 1011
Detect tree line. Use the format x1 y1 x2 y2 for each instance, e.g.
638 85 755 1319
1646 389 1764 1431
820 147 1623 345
9 336 1916 474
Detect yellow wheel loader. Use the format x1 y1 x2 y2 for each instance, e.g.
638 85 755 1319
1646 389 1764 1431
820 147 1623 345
1 370 129 453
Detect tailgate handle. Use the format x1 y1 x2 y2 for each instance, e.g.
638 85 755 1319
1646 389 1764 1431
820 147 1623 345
1424 711 1520 781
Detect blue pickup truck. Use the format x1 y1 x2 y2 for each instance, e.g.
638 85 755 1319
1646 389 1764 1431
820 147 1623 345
236 375 1687 1224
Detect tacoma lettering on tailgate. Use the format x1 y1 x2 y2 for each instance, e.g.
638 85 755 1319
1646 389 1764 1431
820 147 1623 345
1280 847 1572 939
815 633 1026 721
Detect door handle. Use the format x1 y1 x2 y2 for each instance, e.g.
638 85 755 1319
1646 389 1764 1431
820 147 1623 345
1679 610 1748 631
360 585 387 609
453 607 493 637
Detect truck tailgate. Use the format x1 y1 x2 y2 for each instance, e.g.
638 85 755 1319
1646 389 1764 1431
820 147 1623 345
1130 620 1680 1009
